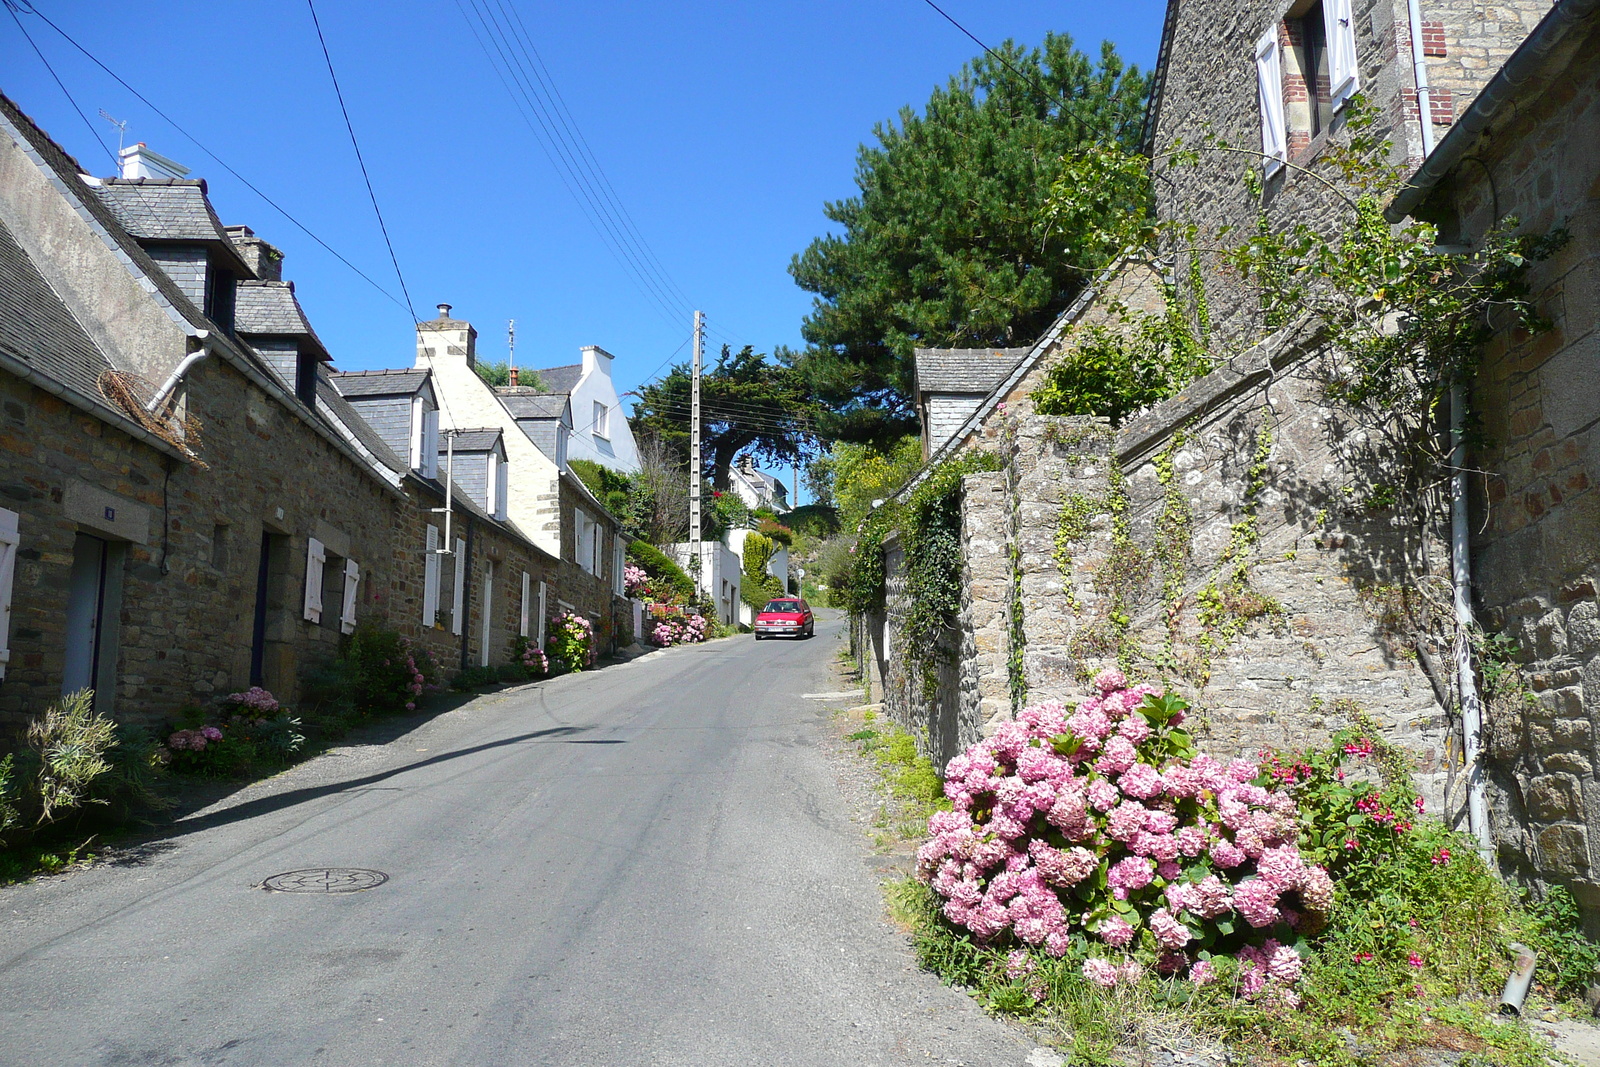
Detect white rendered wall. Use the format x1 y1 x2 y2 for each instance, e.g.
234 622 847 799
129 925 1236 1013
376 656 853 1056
563 346 641 474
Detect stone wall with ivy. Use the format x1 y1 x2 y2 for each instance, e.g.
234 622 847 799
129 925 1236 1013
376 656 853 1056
1003 328 1461 823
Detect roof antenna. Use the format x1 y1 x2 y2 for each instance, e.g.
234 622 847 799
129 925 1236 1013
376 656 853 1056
97 109 127 155
507 318 518 388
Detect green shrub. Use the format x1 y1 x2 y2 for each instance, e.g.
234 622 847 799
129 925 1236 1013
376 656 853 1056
306 622 442 720
450 665 501 691
740 532 786 610
628 540 695 603
784 503 840 539
546 612 596 673
28 689 116 825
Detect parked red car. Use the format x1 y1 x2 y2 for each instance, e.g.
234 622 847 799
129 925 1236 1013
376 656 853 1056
753 598 814 639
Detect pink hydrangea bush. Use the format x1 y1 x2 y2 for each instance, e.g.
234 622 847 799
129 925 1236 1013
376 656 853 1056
649 612 710 647
624 564 652 599
225 686 280 719
916 671 1332 997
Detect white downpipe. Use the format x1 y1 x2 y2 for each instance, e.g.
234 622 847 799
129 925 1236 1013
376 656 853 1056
1451 382 1493 863
145 330 213 413
1406 0 1437 156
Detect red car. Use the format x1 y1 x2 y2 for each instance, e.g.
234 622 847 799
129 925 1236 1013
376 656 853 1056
753 598 814 639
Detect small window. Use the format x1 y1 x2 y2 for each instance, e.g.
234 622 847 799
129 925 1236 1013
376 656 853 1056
295 349 319 407
593 401 609 440
204 263 237 336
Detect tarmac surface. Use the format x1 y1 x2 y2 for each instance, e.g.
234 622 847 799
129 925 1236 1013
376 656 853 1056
0 611 1037 1066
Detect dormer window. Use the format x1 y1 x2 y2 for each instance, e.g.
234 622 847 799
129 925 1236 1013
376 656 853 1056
295 348 319 407
593 401 609 441
204 261 237 335
410 397 440 477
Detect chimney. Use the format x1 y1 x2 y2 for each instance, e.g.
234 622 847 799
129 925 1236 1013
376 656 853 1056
415 303 477 369
225 225 282 282
118 142 189 180
509 366 520 387
580 344 614 379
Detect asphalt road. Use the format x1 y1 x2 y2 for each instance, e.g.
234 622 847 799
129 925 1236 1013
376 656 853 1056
0 612 1037 1067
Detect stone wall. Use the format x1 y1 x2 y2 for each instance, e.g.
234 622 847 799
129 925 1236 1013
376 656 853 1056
1410 18 1600 904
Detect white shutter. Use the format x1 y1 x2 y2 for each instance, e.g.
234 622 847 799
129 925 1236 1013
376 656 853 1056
303 537 326 623
495 455 509 521
424 524 441 625
451 537 467 635
0 508 18 680
520 571 531 637
422 408 440 479
1256 29 1287 175
480 564 494 667
537 580 547 647
1326 0 1360 107
409 396 424 470
340 559 360 635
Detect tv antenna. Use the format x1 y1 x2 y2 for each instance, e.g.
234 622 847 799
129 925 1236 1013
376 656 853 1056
97 110 127 154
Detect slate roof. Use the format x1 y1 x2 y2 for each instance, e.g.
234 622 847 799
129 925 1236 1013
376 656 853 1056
498 390 570 421
446 427 503 452
531 363 582 393
0 213 115 404
331 368 432 398
91 178 253 277
235 281 329 360
913 348 1031 396
314 373 407 474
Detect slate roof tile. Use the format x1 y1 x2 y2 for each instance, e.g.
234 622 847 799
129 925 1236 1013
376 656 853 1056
0 214 115 405
330 368 431 398
531 363 582 393
236 281 329 359
913 347 1030 395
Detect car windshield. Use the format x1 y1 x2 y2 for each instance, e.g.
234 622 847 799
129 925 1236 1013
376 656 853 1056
763 601 801 613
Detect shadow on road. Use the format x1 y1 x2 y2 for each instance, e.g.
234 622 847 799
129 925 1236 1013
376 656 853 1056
152 724 593 841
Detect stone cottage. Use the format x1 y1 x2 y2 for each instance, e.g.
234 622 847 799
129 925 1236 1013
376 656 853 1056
0 90 629 733
859 0 1600 917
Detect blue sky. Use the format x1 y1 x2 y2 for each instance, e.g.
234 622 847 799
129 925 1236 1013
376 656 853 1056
3 0 1164 403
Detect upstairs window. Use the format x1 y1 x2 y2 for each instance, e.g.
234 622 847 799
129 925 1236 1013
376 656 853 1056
204 262 237 336
494 452 509 522
295 348 319 407
1257 0 1359 172
593 401 609 441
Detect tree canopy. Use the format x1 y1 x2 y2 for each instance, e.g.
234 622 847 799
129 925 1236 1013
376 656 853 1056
789 35 1151 445
629 345 818 490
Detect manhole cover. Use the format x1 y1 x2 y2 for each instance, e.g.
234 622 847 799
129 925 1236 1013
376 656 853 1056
260 868 388 894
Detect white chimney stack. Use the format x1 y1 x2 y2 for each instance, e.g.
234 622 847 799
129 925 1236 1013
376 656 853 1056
118 143 189 180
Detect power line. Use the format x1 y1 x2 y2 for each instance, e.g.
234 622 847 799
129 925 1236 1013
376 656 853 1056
13 1 415 314
305 0 418 322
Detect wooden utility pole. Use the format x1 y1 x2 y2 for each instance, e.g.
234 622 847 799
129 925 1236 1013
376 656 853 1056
688 310 704 597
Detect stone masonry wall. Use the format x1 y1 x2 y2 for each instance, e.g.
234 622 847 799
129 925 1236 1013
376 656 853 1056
1412 22 1600 905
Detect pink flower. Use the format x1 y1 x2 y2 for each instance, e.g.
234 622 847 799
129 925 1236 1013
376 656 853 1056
1108 855 1155 895
1209 839 1246 869
1083 958 1119 988
1118 762 1164 799
1298 866 1335 912
1149 908 1192 949
1116 959 1144 985
1006 950 1036 980
1431 847 1451 866
1189 960 1216 986
1268 943 1303 983
1086 779 1120 812
1233 878 1282 928
1116 714 1152 746
1408 952 1425 969
1093 669 1127 694
1097 915 1135 947
1096 736 1138 776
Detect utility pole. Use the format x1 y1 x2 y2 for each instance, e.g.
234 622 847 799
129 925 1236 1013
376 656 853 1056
688 310 704 597
507 319 518 387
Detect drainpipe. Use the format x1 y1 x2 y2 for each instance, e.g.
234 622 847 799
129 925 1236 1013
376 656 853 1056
1406 0 1437 157
460 516 475 673
1451 381 1494 864
146 330 214 414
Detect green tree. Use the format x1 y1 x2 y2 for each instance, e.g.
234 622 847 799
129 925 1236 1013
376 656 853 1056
812 436 923 531
630 345 817 490
789 35 1151 445
474 362 546 391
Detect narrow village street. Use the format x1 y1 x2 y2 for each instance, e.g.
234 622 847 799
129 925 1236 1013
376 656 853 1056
0 617 1036 1067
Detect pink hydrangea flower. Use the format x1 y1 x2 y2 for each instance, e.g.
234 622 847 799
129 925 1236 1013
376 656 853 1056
1097 915 1135 947
1189 959 1216 985
1096 736 1138 776
1093 669 1128 694
1083 958 1119 988
1149 908 1192 949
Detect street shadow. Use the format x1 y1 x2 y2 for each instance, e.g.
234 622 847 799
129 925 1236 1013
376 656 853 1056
153 724 591 840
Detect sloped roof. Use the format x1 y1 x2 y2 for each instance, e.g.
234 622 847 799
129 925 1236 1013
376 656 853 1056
236 281 329 360
331 368 431 398
913 347 1030 396
314 373 408 474
446 427 503 452
532 363 582 393
91 178 253 277
498 389 570 421
0 213 115 404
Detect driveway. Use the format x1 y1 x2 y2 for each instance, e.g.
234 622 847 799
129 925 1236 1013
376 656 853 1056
0 612 1036 1066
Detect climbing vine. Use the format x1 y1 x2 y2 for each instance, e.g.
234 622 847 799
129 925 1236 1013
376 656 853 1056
1196 417 1280 656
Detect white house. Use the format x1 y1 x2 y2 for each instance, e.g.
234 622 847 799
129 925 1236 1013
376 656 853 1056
531 345 640 474
727 454 791 514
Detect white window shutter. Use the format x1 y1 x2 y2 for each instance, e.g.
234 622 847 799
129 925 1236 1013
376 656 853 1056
424 524 441 625
0 508 18 680
520 571 531 637
1256 29 1287 175
303 537 326 623
409 395 424 470
1326 0 1360 107
495 455 509 521
422 408 440 479
537 580 547 647
340 559 360 635
451 537 467 635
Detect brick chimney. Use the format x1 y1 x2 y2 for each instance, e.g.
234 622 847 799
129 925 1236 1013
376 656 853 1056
226 225 283 282
416 303 477 369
